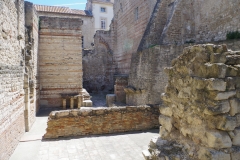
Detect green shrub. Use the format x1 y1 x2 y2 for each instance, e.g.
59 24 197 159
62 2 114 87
226 31 240 40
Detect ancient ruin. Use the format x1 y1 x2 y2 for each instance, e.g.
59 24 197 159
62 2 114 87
145 44 240 160
1 0 240 160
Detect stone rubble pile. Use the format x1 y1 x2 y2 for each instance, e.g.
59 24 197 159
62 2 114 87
145 44 240 160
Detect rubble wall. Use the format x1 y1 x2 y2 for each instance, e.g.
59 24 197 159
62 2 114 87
82 30 114 93
39 17 83 108
0 0 26 159
147 44 240 160
43 105 159 139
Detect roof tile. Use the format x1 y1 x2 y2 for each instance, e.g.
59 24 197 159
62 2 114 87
34 4 92 16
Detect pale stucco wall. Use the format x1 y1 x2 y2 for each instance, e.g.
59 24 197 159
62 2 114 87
92 2 114 32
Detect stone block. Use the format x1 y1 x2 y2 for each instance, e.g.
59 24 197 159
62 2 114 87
55 111 70 118
226 66 238 77
204 100 230 115
193 77 207 89
210 53 227 63
69 109 79 117
231 149 240 160
159 106 173 117
214 91 236 100
159 126 169 138
233 128 240 146
106 94 116 107
83 100 92 107
230 98 240 116
206 78 226 91
142 150 151 160
205 63 227 78
216 115 237 131
159 115 172 132
198 147 231 160
205 130 232 149
226 55 240 65
225 77 236 90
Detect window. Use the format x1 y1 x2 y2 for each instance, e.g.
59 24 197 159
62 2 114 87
135 7 138 20
101 19 106 29
81 36 84 48
101 7 106 12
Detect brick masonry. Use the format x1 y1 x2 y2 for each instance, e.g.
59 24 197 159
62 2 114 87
39 17 83 108
43 105 159 139
0 0 26 159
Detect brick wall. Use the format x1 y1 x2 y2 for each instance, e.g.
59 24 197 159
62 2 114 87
0 0 26 159
43 105 159 139
112 0 157 74
36 11 94 50
39 17 83 108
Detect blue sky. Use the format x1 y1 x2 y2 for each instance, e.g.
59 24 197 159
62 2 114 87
26 0 87 10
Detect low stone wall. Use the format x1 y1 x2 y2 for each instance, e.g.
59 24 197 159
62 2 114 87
43 105 159 139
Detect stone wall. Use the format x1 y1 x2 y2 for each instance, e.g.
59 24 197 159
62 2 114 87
127 40 240 106
151 0 240 45
39 17 83 108
127 45 186 106
114 75 128 103
36 11 94 50
43 105 159 139
82 30 115 93
0 0 26 159
146 44 240 160
24 1 39 131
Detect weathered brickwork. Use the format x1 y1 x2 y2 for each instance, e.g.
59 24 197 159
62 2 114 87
151 0 240 45
146 44 240 160
39 17 83 108
35 8 94 50
83 30 115 93
112 0 157 74
43 105 159 139
0 0 26 159
25 1 39 131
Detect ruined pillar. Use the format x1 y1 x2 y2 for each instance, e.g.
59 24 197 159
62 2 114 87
78 96 83 109
70 98 74 109
145 44 240 160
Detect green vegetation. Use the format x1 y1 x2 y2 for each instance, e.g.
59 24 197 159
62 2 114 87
185 39 195 44
226 31 240 40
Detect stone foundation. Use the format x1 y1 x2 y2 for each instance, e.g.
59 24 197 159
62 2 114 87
43 105 159 139
145 44 240 160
